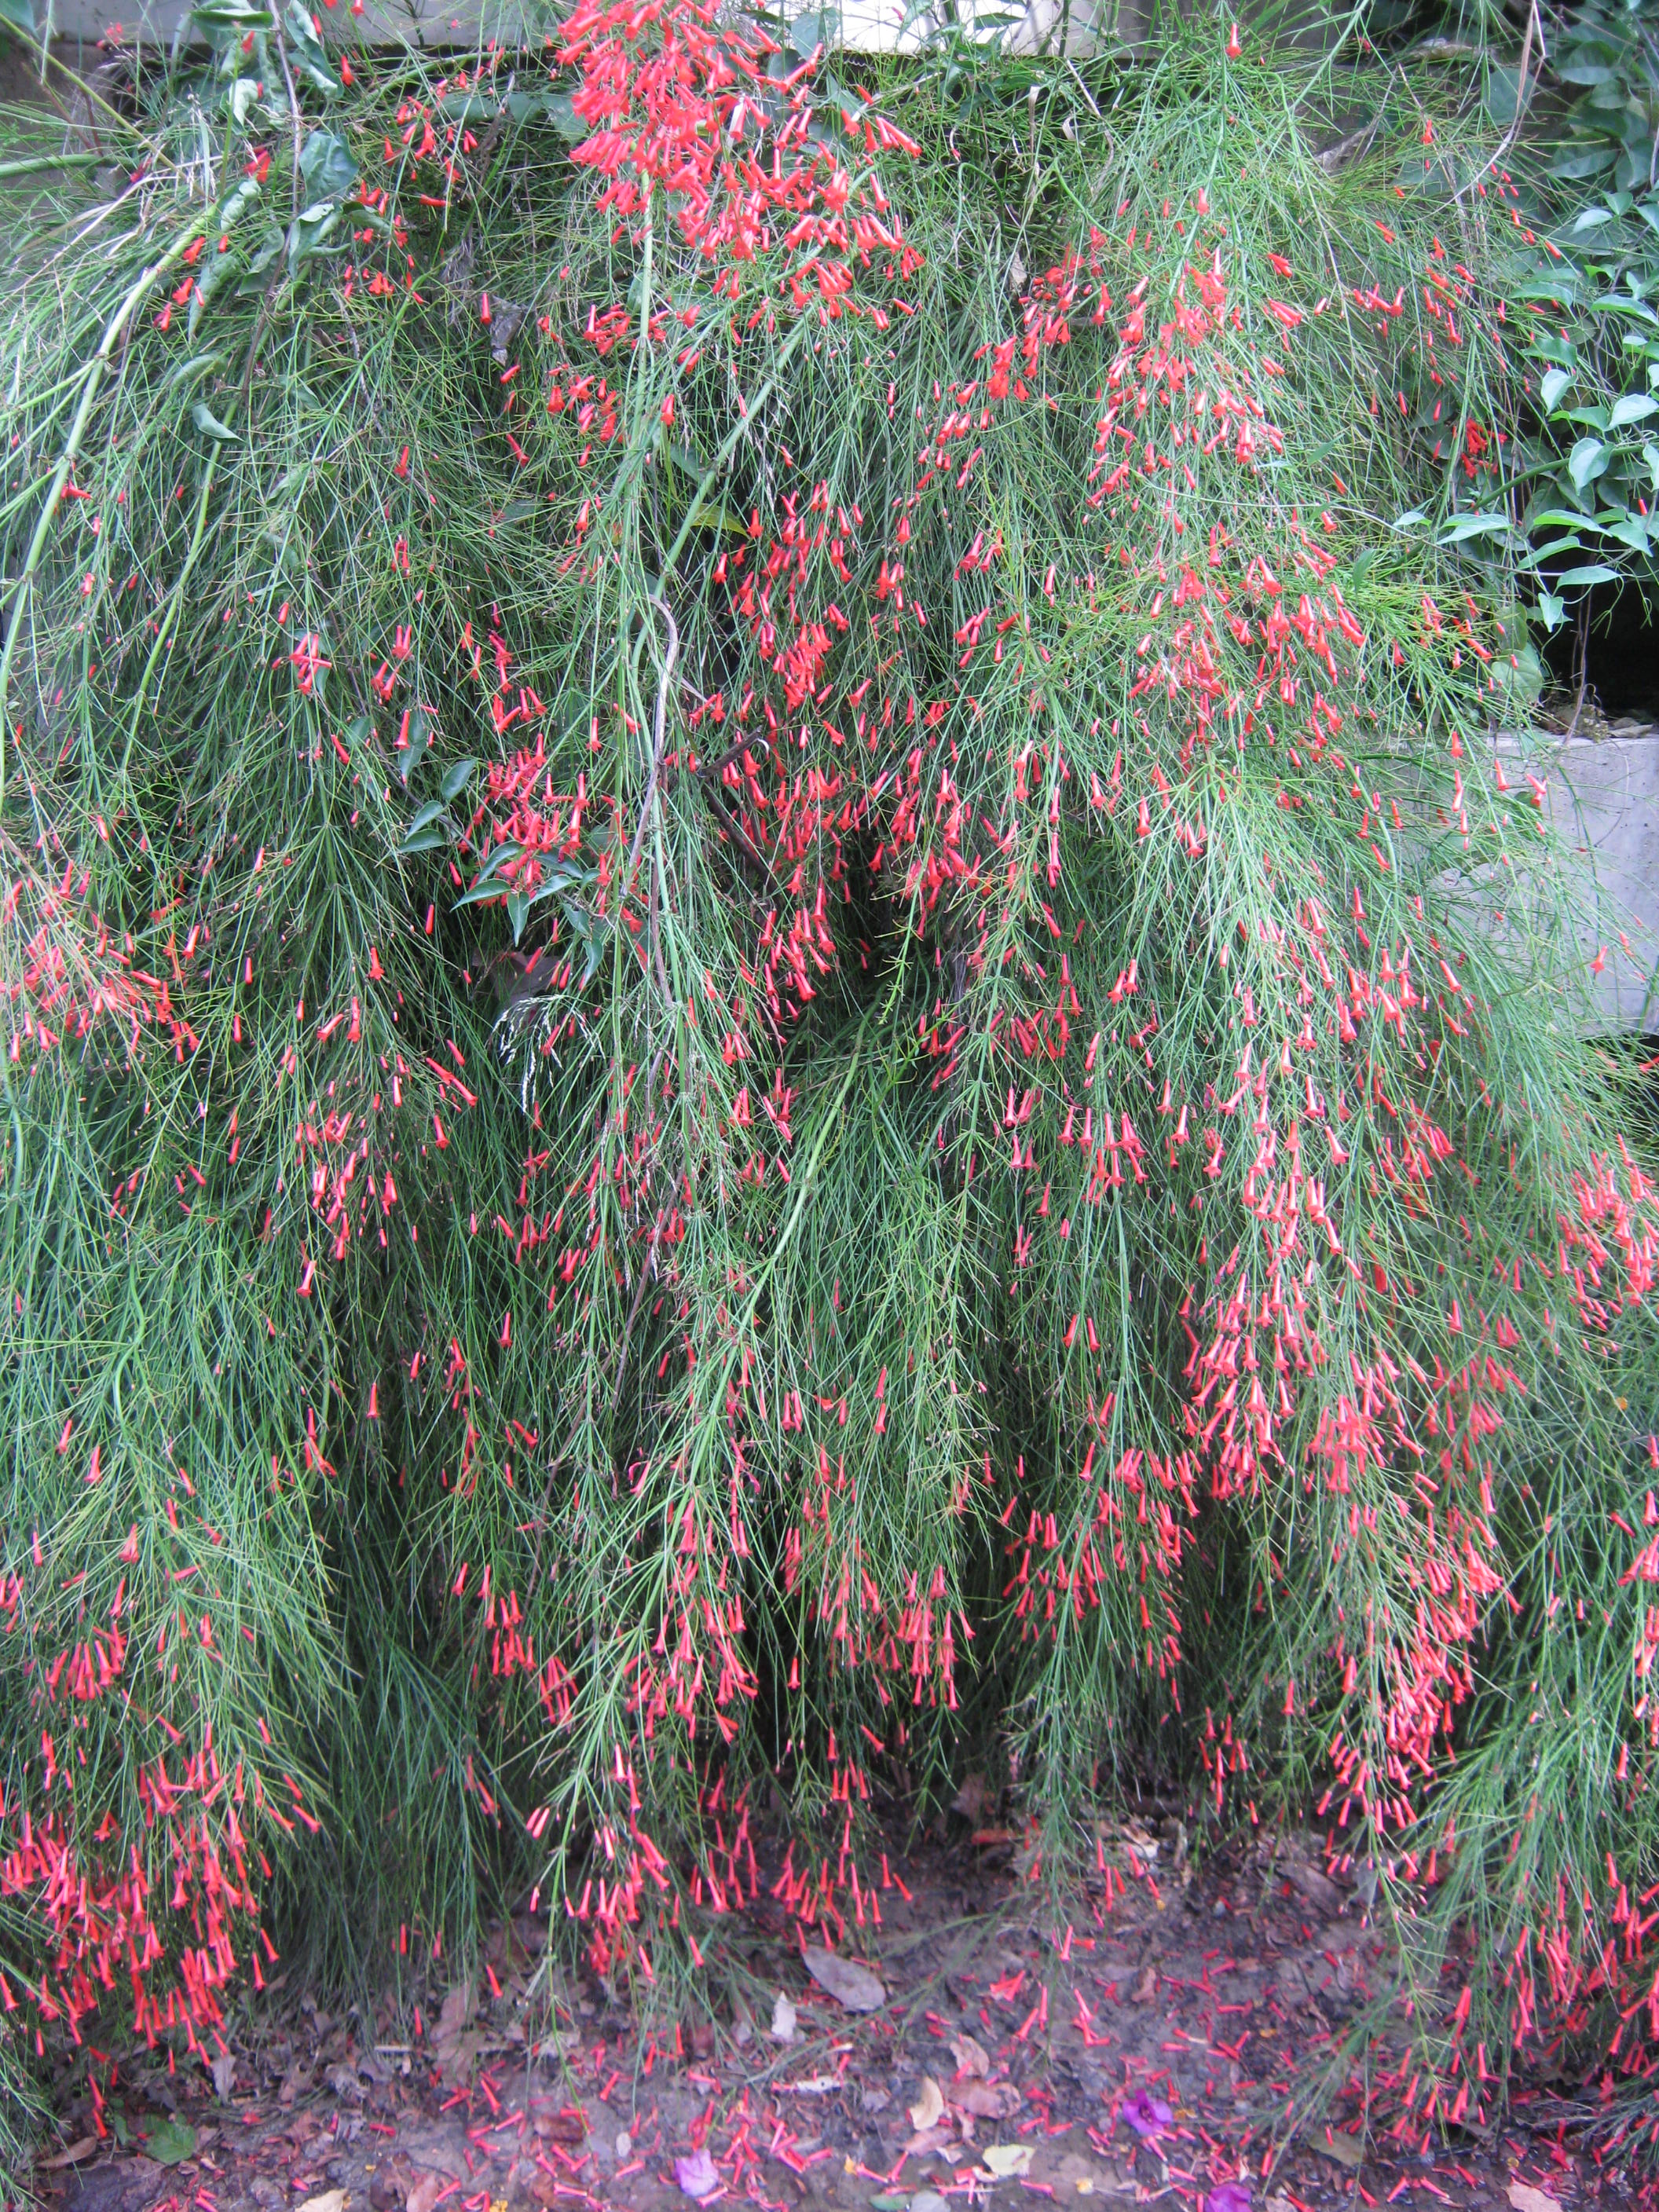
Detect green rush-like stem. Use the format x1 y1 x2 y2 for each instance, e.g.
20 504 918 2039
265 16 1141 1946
0 152 105 182
0 222 200 805
119 444 223 776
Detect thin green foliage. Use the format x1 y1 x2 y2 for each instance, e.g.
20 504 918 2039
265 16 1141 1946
0 0 1656 2178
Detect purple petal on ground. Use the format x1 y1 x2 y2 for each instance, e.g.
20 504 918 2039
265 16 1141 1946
676 2148 720 2201
1207 2181 1253 2212
1119 2088 1174 2139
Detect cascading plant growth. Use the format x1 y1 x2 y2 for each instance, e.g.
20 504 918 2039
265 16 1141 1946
2 0 1657 2176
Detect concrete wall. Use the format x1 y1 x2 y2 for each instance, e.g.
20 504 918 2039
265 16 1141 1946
1516 724 1659 1035
33 0 1139 51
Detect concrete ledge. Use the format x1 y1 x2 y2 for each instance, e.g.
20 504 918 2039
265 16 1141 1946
1497 722 1659 1035
31 0 1135 53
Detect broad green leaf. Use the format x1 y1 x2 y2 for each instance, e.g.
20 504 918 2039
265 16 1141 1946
299 130 357 201
285 5 335 92
1602 515 1651 552
400 707 432 783
544 91 585 140
789 7 833 57
1438 513 1514 544
142 2118 196 2166
1554 563 1621 584
1567 436 1610 489
191 401 239 443
404 800 449 838
0 0 37 31
1610 393 1657 428
454 846 524 905
1549 148 1615 180
1485 63 1531 128
286 203 342 280
441 757 478 804
1540 366 1572 409
1490 643 1544 701
192 0 271 24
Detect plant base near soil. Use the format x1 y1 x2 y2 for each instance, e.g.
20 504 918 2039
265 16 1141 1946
4 0 1659 2192
19 1821 1641 2212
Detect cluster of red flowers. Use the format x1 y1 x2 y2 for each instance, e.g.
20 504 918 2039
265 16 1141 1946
9 0 1659 2152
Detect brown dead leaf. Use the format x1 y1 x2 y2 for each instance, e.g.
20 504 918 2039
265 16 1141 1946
948 2031 991 2079
432 1980 479 2084
1313 2130 1365 2170
531 2108 587 2145
1507 2187 1562 2212
801 1947 885 2012
1286 1860 1345 1914
42 2137 99 2169
295 2194 347 2212
903 2124 963 2161
1130 1963 1158 2004
954 2082 1023 2121
368 2157 414 2212
910 2075 946 2132
952 1772 994 1823
406 2174 447 2212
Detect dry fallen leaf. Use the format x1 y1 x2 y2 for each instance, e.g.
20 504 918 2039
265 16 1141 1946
1313 2130 1364 2170
1507 2187 1562 2212
1131 1963 1158 2004
368 2157 414 2212
955 2081 1022 2121
910 2075 946 2132
295 2194 348 2212
801 1946 885 2012
769 1991 797 2044
405 2177 446 2212
983 2144 1036 2179
42 2138 98 2170
952 1772 994 1823
1285 1859 1345 1914
949 2031 991 2079
211 2049 236 2103
532 2110 587 2146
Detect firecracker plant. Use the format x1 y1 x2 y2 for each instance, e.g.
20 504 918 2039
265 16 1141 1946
2 0 1657 2178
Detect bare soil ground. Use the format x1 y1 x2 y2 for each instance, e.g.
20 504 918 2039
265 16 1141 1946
26 1821 1629 2212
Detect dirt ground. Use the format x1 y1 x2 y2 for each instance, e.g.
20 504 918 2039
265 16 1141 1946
22 1818 1631 2212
